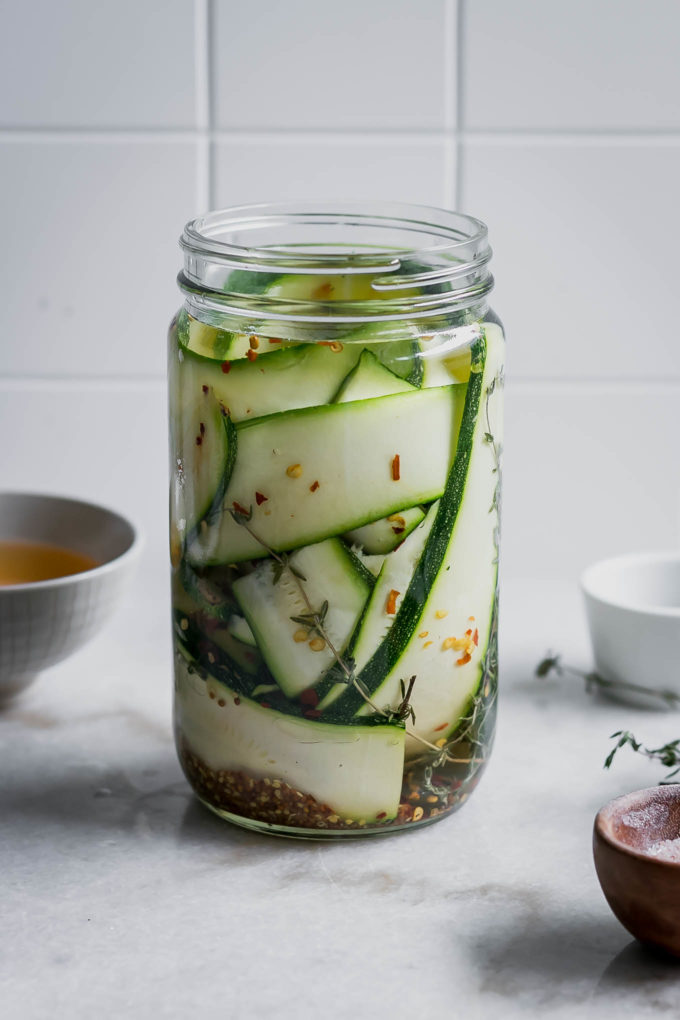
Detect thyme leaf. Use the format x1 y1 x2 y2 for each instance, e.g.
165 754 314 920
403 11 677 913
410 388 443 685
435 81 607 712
229 503 253 524
604 730 680 784
536 652 680 708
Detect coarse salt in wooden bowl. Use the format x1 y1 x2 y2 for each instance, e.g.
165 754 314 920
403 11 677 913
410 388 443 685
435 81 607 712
594 785 680 957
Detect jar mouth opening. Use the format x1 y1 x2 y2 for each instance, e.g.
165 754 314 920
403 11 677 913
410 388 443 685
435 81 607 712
181 201 489 270
178 201 493 328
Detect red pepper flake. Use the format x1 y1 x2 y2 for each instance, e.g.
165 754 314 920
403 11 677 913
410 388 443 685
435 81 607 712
260 701 271 709
246 349 258 362
376 811 387 820
310 480 320 493
473 628 479 646
434 722 449 732
465 628 472 637
221 360 231 373
255 491 268 505
199 422 206 437
232 501 249 516
456 651 472 666
385 589 400 615
233 696 241 705
195 436 202 446
392 526 405 535
391 454 401 481
268 337 282 344
312 281 333 300
202 384 209 394
300 688 319 707
303 709 322 719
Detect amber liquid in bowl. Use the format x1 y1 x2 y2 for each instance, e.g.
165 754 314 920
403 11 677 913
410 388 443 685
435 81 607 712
0 540 98 585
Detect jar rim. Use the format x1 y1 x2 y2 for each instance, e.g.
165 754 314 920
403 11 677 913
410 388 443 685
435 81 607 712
180 201 489 271
178 201 493 328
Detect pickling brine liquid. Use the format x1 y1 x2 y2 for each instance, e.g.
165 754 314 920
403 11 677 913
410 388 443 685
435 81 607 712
169 281 504 837
0 540 97 586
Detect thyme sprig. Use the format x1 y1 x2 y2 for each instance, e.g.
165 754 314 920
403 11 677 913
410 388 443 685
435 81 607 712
228 503 419 729
483 369 503 552
290 600 329 639
604 730 680 784
536 652 680 709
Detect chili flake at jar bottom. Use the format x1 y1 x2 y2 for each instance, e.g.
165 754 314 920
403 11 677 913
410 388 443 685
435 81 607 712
169 202 504 838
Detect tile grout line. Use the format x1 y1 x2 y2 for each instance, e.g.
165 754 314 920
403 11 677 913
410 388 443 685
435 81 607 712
206 0 216 209
194 0 211 212
5 128 680 145
442 0 456 209
454 0 465 210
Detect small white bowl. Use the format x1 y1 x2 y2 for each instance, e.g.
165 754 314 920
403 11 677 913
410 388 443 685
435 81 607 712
0 492 142 699
581 552 680 706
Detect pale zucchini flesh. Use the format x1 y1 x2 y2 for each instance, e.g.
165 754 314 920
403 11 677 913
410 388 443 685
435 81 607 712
189 385 466 566
177 341 360 423
175 656 405 821
232 538 372 699
343 505 426 555
333 349 416 403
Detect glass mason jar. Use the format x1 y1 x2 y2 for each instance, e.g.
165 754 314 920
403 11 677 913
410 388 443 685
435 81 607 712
169 202 504 838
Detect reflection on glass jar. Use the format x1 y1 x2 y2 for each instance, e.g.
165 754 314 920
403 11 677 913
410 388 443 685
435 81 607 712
169 203 505 838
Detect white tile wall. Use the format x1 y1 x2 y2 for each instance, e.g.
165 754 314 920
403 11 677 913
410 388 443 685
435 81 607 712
0 1 196 128
1 0 679 587
211 0 449 131
464 0 680 131
462 140 680 379
0 141 197 377
213 137 448 207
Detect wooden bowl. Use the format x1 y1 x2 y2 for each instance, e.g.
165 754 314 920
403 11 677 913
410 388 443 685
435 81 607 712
594 786 680 956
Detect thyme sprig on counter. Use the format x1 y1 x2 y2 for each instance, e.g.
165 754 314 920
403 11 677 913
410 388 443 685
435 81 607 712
536 653 680 784
605 731 680 784
536 653 680 709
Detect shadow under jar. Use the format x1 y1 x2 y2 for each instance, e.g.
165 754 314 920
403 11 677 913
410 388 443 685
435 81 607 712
169 202 505 839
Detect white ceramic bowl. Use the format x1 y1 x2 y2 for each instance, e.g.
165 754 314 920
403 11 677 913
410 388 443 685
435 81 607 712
581 552 680 706
0 492 141 699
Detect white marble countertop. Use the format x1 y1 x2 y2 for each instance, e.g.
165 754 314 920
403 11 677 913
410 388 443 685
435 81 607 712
3 575 680 1019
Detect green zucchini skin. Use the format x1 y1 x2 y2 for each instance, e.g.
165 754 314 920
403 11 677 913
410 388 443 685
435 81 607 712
321 336 487 722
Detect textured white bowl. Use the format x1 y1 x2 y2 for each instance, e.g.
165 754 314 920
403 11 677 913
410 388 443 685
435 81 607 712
581 552 680 706
0 492 141 699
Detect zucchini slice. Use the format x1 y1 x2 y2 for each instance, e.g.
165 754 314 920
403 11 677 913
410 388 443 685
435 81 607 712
188 384 466 566
343 506 426 555
324 325 505 754
172 373 235 538
177 341 360 423
232 538 372 699
175 654 405 822
332 349 416 403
